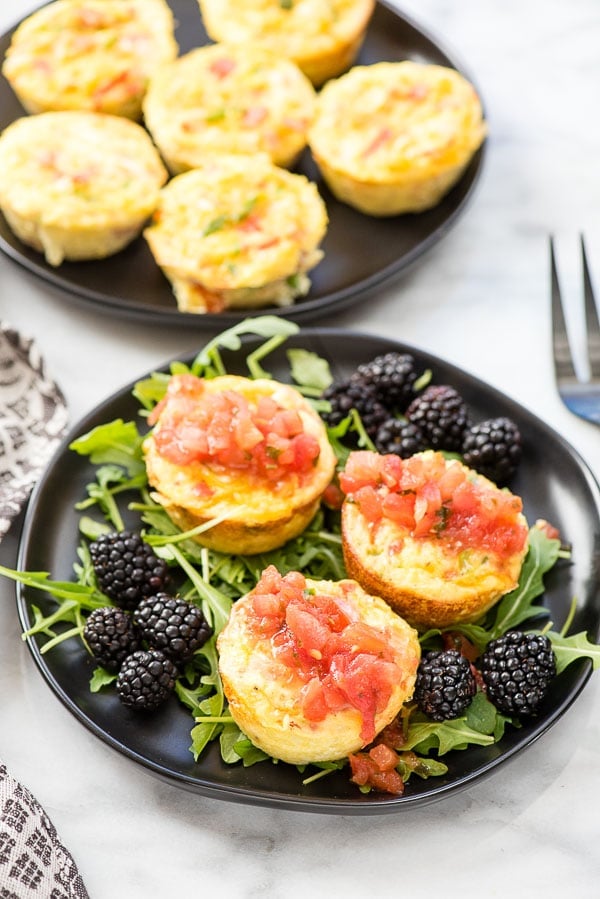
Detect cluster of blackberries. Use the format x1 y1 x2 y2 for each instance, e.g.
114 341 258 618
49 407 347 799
413 631 557 723
84 531 212 711
321 351 522 484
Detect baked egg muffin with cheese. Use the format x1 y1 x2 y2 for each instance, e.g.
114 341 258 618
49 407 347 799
143 153 328 314
217 566 421 765
197 0 375 87
2 0 178 120
143 373 337 554
143 43 316 173
308 61 486 216
0 111 168 266
340 450 529 629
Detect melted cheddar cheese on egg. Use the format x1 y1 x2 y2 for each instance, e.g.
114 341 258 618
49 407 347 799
2 0 178 120
217 566 421 765
0 111 168 266
143 153 327 314
197 0 375 87
143 373 337 554
308 61 487 216
143 43 316 173
340 450 529 629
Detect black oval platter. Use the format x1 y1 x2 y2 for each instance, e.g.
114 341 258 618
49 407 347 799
15 330 600 814
0 1 485 326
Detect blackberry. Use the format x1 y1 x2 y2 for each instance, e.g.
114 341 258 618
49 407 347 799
480 631 556 718
374 418 428 458
462 417 522 484
116 649 178 711
414 650 477 721
89 530 169 611
405 384 471 452
321 379 388 438
134 593 212 662
83 606 141 672
351 352 420 411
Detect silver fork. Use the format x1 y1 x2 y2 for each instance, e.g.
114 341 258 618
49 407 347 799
550 234 600 424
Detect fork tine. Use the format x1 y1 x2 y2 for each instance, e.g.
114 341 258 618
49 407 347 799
550 235 577 382
580 234 600 379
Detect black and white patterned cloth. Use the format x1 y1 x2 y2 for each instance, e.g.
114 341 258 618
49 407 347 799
0 762 89 898
0 322 68 539
0 326 85 895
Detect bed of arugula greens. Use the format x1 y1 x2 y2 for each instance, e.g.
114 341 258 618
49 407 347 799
2 316 599 799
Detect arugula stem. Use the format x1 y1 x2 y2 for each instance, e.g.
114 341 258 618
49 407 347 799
247 335 287 379
560 596 578 637
166 544 233 634
0 566 104 607
349 409 376 450
40 624 84 654
144 513 232 546
302 768 335 786
194 715 234 724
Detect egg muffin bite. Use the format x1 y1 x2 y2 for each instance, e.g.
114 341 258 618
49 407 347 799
217 566 420 765
143 43 316 173
2 0 178 119
0 111 168 266
143 153 328 314
197 0 375 87
143 373 337 555
340 450 529 629
308 61 486 216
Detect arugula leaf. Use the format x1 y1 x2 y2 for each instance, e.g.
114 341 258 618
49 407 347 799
287 348 333 393
75 465 147 530
132 370 172 411
190 698 230 759
90 667 117 693
0 565 103 608
405 717 495 756
70 419 145 476
232 737 270 767
191 315 299 373
485 526 562 641
547 629 600 673
464 691 500 735
218 726 270 766
0 563 108 655
397 753 448 781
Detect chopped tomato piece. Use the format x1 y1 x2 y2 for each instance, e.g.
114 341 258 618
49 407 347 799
209 56 236 78
338 451 384 493
361 126 393 158
353 485 382 523
302 678 329 721
380 491 415 528
242 106 268 127
322 481 345 510
349 745 405 795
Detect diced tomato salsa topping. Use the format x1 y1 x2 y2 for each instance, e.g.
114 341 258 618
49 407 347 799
248 565 403 743
349 743 405 795
339 450 528 559
148 374 321 481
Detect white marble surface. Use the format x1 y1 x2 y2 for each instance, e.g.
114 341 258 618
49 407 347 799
1 1 600 896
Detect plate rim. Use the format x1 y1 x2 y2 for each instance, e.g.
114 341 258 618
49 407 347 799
14 327 600 814
0 0 487 327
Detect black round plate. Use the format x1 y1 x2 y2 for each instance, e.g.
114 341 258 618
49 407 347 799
15 330 600 814
0 1 485 327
